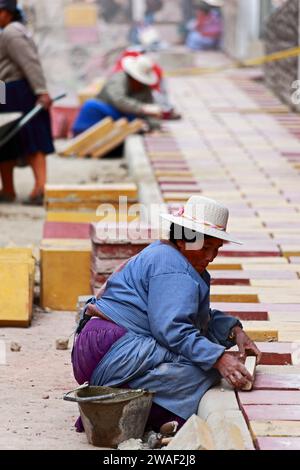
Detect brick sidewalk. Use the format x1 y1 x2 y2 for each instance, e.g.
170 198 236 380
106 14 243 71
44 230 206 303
143 62 300 450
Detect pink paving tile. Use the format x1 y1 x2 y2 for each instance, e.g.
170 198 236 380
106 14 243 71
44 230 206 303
256 342 294 354
243 405 300 421
159 184 201 192
218 251 281 257
43 221 90 239
211 303 270 312
254 374 300 391
257 437 300 450
66 26 99 45
211 278 251 286
266 304 300 312
238 390 300 405
220 243 280 252
159 180 197 185
225 311 268 321
211 270 297 280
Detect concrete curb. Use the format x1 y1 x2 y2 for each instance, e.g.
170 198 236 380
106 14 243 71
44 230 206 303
198 381 255 450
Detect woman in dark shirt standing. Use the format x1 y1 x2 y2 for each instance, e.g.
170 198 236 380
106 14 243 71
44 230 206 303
0 0 53 204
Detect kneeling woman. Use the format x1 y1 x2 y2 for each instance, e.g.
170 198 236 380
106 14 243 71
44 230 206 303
72 196 261 431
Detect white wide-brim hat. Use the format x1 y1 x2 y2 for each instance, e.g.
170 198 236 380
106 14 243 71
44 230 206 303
203 0 224 7
161 196 242 245
122 55 158 86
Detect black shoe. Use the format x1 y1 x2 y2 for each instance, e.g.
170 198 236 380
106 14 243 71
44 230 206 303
0 192 16 203
23 193 44 206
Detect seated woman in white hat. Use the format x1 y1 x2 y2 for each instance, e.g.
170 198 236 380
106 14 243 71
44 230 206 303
72 196 261 432
72 55 163 136
186 0 223 51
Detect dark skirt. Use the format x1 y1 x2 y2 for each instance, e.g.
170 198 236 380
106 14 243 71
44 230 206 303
0 79 54 163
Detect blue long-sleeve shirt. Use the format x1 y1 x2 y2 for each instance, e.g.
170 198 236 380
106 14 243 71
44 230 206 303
90 240 241 419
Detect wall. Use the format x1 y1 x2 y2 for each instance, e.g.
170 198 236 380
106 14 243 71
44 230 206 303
264 0 299 109
223 0 264 60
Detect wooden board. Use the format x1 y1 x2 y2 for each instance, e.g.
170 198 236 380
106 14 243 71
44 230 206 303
89 119 144 159
59 117 114 156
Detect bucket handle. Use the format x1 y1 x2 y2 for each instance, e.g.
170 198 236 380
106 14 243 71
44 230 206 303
63 385 144 403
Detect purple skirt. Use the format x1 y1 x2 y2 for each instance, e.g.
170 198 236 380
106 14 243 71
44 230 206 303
72 317 185 432
72 318 127 385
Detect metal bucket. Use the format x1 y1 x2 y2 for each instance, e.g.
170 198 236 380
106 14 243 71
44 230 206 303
64 385 154 448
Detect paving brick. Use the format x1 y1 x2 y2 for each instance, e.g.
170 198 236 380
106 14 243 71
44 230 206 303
245 403 300 420
92 243 150 259
46 211 137 224
256 365 300 375
250 421 300 437
43 221 90 239
40 244 92 311
253 373 300 390
239 390 300 405
0 259 34 327
225 311 269 321
45 183 138 203
242 357 257 391
206 411 255 450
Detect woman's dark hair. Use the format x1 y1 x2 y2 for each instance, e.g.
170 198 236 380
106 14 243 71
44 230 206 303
169 223 201 245
12 7 25 23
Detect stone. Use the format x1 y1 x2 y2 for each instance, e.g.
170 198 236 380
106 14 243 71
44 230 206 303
56 338 69 350
118 439 144 450
10 342 21 352
160 421 179 436
166 415 215 450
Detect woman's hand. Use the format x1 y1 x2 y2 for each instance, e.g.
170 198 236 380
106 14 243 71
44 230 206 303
213 352 253 389
232 326 262 363
36 93 52 110
142 104 163 118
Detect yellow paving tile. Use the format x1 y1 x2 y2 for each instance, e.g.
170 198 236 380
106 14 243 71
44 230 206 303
0 262 32 327
40 244 92 311
45 183 138 202
46 212 139 224
250 421 300 438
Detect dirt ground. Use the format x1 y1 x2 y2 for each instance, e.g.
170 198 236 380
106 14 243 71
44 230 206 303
0 149 129 450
